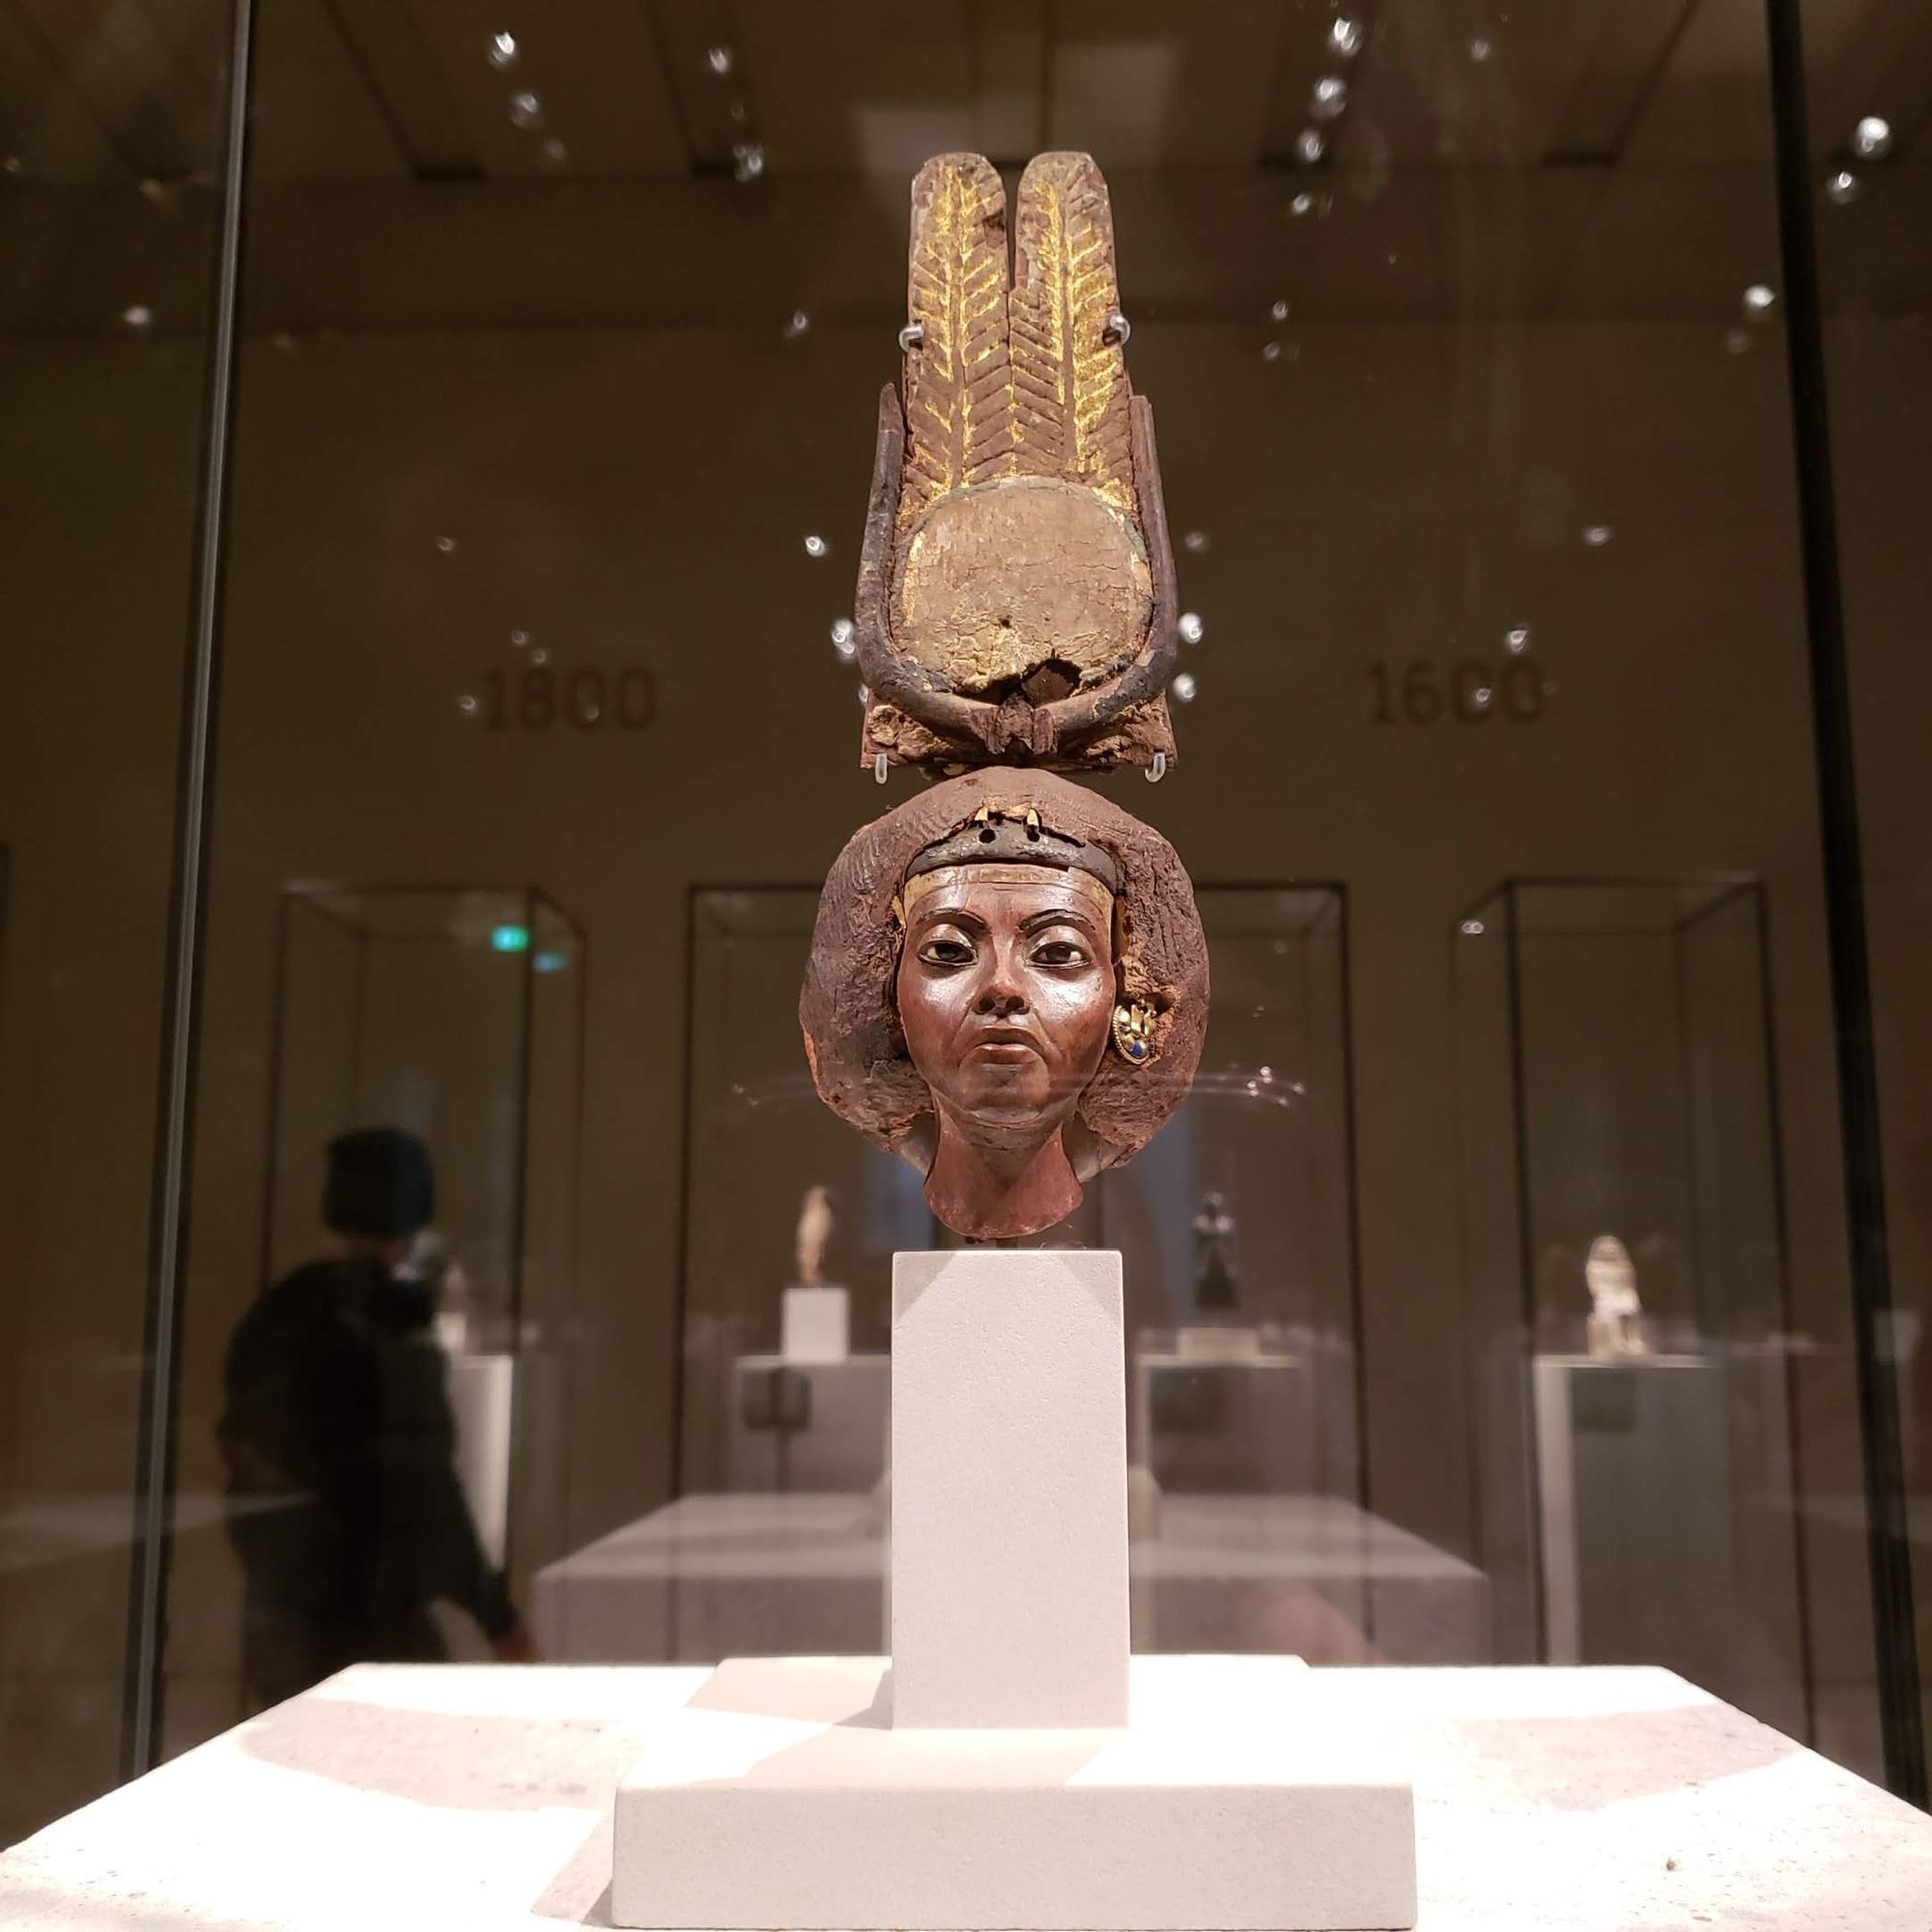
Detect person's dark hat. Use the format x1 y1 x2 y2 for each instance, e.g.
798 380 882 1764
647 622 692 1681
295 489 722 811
323 1128 435 1239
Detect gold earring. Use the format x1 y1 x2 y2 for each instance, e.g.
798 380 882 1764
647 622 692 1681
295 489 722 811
1112 1001 1156 1065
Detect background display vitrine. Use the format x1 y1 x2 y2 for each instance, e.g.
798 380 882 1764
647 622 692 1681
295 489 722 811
543 883 1484 1670
255 884 584 1604
1455 877 1811 1738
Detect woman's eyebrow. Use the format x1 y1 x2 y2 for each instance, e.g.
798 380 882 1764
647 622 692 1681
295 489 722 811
912 904 986 931
1018 906 1099 935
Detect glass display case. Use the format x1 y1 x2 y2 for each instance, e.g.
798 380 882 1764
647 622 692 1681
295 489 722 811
260 883 584 1598
1455 878 1809 1736
12 0 1932 1849
526 883 1482 1670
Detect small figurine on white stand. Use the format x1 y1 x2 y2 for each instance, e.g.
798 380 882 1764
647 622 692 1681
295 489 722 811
1584 1234 1649 1360
781 1184 849 1364
1178 1189 1263 1362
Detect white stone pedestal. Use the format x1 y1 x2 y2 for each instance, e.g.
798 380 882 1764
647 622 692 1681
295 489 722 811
1532 1354 1730 1678
613 1249 1417 1930
891 1248 1130 1727
781 1285 850 1364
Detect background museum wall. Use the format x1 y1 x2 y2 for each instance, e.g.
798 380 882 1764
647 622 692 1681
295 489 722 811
4 188 1928 1794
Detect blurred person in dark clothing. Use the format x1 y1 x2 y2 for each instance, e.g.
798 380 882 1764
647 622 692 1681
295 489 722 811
219 1127 533 1710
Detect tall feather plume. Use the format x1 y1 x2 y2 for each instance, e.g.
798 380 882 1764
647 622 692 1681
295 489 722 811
1009 153 1136 516
899 154 1015 529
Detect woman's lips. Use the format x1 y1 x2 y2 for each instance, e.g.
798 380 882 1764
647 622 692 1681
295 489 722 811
966 1029 1044 1064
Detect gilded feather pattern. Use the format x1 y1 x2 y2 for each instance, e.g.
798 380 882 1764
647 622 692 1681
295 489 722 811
899 155 1013 529
1009 154 1135 516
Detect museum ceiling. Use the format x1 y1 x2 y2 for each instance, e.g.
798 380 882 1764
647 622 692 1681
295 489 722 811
0 0 1925 328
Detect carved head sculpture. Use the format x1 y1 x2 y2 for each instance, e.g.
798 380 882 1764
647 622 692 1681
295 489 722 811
803 152 1206 1238
801 768 1208 1239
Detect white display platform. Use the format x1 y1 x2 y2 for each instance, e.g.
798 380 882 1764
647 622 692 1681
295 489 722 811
890 1248 1130 1727
9 1662 1932 1930
446 1352 515 1568
726 1354 889 1493
1136 1348 1315 1495
527 1490 1490 1663
615 1251 1415 1929
612 1654 1413 1931
1532 1354 1730 1676
781 1285 849 1364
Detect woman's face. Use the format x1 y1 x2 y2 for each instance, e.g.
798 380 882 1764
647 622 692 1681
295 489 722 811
895 863 1115 1137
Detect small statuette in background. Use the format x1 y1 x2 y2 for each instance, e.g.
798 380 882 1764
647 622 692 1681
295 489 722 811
1584 1233 1649 1360
782 1184 849 1363
794 1182 833 1289
1191 1190 1239 1316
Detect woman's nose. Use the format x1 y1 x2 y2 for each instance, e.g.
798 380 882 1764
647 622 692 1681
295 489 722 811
975 980 1028 1018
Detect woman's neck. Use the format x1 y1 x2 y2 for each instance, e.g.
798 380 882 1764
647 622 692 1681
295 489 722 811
923 1117 1081 1240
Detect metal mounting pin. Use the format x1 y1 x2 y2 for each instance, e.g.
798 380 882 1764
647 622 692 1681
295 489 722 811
1104 310 1131 347
898 322 924 352
1145 751 1167 783
873 753 890 784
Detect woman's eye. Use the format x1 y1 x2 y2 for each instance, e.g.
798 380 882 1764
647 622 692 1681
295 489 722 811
918 935 975 967
1032 937 1092 968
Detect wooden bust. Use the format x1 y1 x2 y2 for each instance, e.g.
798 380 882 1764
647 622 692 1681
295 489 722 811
803 153 1207 1240
801 771 1207 1239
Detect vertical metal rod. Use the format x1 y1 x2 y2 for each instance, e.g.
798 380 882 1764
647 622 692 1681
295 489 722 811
120 0 255 1780
1763 0 1925 1804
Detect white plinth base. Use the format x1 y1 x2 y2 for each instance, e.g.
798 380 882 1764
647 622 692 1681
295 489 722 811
612 1654 1417 1931
781 1285 850 1364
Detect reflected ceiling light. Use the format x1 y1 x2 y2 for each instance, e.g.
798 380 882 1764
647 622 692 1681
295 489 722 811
1294 128 1325 164
457 694 479 718
1468 35 1492 62
1461 920 1486 936
1742 283 1776 315
539 138 567 169
122 303 153 329
507 90 544 129
1825 167 1861 205
1171 671 1199 703
492 923 530 952
804 533 828 557
1581 524 1614 547
782 308 811 340
529 647 550 666
1290 191 1317 216
707 44 735 76
1269 298 1291 322
1183 529 1209 553
1179 611 1206 644
487 31 519 70
1504 625 1530 654
1262 340 1284 362
1852 115 1892 160
1329 15 1362 57
1311 75 1348 120
510 628 531 647
2 156 22 176
436 535 458 554
732 140 766 183
1724 327 1752 355
831 616 857 659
